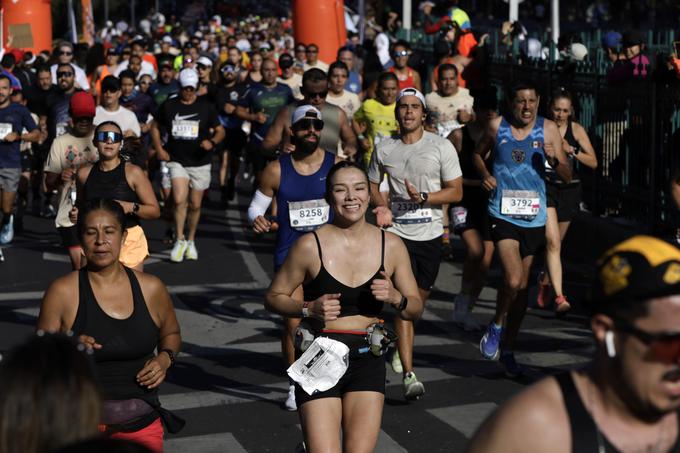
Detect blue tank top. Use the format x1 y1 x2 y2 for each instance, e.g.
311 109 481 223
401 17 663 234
275 151 335 268
345 71 361 94
488 116 547 228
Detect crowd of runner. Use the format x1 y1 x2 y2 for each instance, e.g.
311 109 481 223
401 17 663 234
1 3 680 453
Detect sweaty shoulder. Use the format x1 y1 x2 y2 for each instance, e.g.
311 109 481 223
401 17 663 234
468 376 570 453
133 270 167 302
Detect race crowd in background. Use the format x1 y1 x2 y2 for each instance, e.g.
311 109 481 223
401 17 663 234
1 1 680 452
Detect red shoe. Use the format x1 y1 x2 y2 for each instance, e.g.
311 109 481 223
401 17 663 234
536 272 551 308
555 295 571 314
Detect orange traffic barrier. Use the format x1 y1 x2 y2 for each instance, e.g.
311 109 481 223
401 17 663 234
293 0 347 65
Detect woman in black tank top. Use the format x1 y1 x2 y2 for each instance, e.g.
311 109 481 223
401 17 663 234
537 89 599 313
266 161 423 453
72 121 160 271
38 199 182 452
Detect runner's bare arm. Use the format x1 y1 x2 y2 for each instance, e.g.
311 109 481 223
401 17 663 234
36 274 77 333
571 122 598 170
386 233 423 320
467 377 570 453
126 164 161 220
544 120 571 183
473 119 499 190
422 177 463 205
261 108 288 154
338 109 357 157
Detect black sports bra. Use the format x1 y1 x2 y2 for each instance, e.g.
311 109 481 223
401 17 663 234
303 230 385 318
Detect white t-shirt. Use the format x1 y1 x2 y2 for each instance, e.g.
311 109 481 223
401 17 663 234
425 88 475 139
94 106 141 137
113 60 157 79
278 73 303 100
326 90 361 119
44 132 98 228
50 64 90 90
368 131 462 241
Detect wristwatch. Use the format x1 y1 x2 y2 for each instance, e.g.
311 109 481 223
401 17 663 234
160 349 176 368
132 202 140 214
419 192 429 204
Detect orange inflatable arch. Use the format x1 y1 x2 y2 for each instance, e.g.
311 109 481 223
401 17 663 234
2 0 52 54
293 0 347 65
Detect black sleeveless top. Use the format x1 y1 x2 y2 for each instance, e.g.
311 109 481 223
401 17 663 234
72 267 160 401
547 120 580 185
303 230 385 318
556 373 680 453
84 161 140 227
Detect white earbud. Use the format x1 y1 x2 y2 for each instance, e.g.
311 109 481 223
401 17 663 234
605 331 616 358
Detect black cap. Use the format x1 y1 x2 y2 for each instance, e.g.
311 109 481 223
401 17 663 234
101 75 121 92
622 30 646 47
159 58 174 69
279 53 294 69
590 236 680 313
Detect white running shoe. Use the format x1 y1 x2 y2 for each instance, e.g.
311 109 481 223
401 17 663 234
170 239 188 263
285 384 297 411
0 215 14 244
184 240 198 260
390 349 403 374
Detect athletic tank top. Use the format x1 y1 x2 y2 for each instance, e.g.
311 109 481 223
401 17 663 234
72 267 159 400
488 116 547 228
84 161 140 228
274 151 335 268
546 120 580 185
303 230 385 318
389 66 416 90
286 103 342 153
556 373 680 453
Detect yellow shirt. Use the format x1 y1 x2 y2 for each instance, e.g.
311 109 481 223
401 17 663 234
353 99 398 167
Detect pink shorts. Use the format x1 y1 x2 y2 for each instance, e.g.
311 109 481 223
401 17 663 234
109 417 164 453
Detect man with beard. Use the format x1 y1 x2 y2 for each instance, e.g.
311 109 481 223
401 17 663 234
474 82 570 377
215 63 247 204
469 236 680 453
369 87 463 400
43 63 81 150
0 75 39 244
248 105 339 412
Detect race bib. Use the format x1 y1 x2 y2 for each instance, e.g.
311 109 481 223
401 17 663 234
452 206 468 228
392 198 432 224
171 120 199 139
56 122 68 137
289 199 330 232
501 190 540 218
0 123 12 140
287 337 349 396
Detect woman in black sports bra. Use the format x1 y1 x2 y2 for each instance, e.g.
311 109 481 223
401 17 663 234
38 199 182 452
266 161 423 453
537 89 598 313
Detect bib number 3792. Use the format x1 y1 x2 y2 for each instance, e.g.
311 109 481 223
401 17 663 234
501 190 540 218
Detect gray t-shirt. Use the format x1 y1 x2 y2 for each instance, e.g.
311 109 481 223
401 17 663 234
368 130 462 241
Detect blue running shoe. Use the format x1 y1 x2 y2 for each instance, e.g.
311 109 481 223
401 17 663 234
500 351 524 378
480 323 502 360
0 215 14 244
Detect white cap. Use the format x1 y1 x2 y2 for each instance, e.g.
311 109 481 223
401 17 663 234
292 105 323 125
419 0 435 9
162 35 173 44
197 56 213 67
396 87 427 109
178 68 199 88
259 42 272 50
569 43 588 61
194 31 204 39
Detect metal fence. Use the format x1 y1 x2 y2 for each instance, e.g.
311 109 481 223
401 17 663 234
486 55 680 234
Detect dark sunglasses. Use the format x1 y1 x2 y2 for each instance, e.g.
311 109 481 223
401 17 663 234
57 71 74 78
95 131 123 143
59 50 73 56
103 87 119 93
294 118 324 131
296 48 306 53
197 63 210 70
306 49 318 54
305 90 327 99
616 319 680 363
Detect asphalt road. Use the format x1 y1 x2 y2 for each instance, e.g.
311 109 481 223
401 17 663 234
0 182 596 452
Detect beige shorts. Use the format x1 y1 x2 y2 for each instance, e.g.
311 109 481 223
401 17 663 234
119 225 149 268
167 161 211 191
